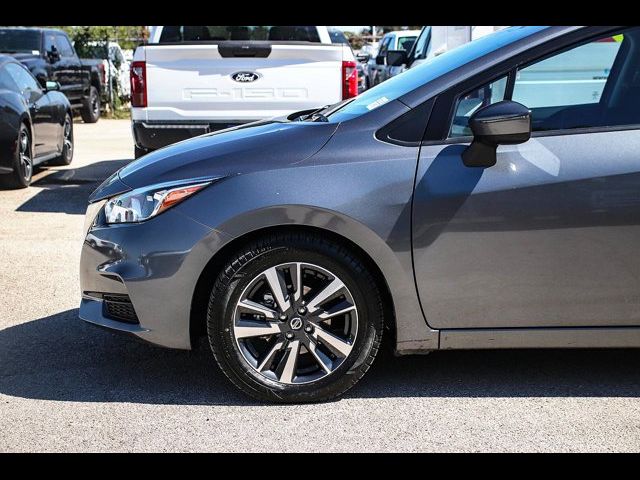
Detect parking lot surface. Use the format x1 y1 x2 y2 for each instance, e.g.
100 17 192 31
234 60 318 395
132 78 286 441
1 119 640 452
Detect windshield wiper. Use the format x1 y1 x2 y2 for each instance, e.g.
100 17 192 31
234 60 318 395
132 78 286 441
297 105 330 122
308 113 329 122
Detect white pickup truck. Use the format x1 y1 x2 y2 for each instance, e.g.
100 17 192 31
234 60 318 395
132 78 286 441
130 26 358 157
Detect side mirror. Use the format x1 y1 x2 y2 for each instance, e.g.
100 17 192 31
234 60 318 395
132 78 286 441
47 47 60 63
386 49 407 67
45 81 61 91
375 54 385 65
356 53 370 63
462 101 531 168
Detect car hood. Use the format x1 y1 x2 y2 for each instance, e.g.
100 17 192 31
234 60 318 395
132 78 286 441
89 120 338 202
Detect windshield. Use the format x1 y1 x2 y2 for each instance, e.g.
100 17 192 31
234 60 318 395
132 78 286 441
158 26 321 43
328 26 547 122
0 29 40 54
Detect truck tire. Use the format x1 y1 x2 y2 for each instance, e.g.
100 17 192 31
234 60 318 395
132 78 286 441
80 86 100 123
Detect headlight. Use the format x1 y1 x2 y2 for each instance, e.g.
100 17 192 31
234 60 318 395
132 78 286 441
103 180 211 224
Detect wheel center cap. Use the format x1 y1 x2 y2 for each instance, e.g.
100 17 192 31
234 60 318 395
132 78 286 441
289 317 303 330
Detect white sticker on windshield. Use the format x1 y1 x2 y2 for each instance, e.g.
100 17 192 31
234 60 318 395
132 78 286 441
31 50 39 55
366 96 390 111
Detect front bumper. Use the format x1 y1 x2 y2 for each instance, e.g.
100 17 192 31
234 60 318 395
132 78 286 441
79 203 231 350
132 120 249 151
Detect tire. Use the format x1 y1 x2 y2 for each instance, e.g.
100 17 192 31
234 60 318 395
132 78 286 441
80 86 100 123
134 145 148 159
0 123 32 189
207 232 384 403
48 113 74 166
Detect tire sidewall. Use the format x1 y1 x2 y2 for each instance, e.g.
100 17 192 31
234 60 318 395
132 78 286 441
61 113 73 164
208 239 382 402
15 124 31 187
82 87 100 123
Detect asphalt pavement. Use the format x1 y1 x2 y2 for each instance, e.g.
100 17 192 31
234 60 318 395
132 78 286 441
1 119 639 452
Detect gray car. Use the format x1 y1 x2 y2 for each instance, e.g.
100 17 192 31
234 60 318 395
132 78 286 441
80 26 640 403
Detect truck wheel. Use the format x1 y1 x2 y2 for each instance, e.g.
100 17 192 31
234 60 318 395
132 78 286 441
80 86 100 123
134 145 149 159
48 113 74 166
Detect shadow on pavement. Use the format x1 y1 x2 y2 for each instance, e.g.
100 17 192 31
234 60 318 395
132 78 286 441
16 160 132 215
2 309 640 405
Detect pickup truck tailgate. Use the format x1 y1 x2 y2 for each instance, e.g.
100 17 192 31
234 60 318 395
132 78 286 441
143 43 346 122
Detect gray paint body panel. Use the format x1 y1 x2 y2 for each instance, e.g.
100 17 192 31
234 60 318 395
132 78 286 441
413 130 640 330
441 328 640 349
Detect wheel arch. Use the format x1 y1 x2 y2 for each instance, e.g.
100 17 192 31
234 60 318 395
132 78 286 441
189 224 398 351
19 114 34 158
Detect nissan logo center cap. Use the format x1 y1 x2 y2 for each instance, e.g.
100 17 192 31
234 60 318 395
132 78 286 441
231 72 261 83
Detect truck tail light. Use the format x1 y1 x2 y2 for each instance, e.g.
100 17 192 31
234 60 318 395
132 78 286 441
130 61 147 108
342 60 358 100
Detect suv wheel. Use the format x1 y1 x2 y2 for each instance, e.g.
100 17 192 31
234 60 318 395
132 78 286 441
207 232 384 403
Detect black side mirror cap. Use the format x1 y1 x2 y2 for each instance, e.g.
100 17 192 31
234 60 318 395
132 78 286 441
462 100 531 168
47 47 60 63
386 50 407 67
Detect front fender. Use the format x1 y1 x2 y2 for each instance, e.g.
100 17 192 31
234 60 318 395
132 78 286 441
176 167 439 352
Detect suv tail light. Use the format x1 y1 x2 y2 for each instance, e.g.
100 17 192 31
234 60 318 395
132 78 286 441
342 60 358 99
130 61 147 107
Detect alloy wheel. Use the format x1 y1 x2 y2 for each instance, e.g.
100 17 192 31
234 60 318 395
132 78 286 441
63 116 73 160
18 128 32 181
233 262 358 385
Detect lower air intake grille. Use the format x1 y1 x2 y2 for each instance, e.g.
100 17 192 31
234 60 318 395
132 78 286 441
103 294 139 324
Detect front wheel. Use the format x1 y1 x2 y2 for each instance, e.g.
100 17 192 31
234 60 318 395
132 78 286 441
207 233 384 403
80 86 100 123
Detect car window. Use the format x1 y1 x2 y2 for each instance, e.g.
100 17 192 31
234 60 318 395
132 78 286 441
0 29 41 54
43 33 57 53
327 26 545 123
0 65 20 92
398 36 417 52
378 36 392 56
4 62 40 94
511 29 637 132
449 76 509 137
328 27 349 45
112 46 124 64
158 26 321 43
55 34 75 57
412 27 432 61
